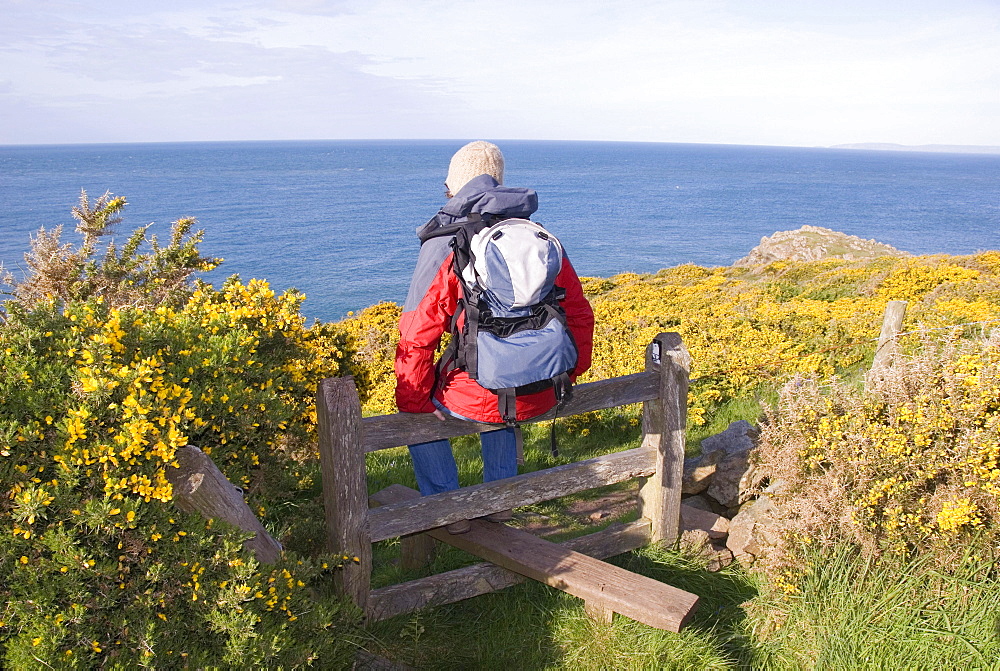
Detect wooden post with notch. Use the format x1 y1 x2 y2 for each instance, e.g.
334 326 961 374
317 376 372 613
399 532 437 571
637 332 689 545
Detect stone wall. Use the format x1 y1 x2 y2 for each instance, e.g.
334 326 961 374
677 420 786 570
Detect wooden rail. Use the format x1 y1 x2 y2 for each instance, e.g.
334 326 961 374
167 445 283 564
317 332 693 628
361 370 661 452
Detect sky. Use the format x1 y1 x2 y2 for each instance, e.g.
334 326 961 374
2 0 999 147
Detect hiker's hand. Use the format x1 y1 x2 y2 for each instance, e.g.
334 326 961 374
433 409 446 421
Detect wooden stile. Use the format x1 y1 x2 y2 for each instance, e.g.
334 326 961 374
369 485 698 631
318 332 698 629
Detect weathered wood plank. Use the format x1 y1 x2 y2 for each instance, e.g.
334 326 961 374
369 488 436 571
317 377 372 612
167 445 282 564
367 511 651 622
638 333 689 544
367 520 652 622
367 448 656 542
361 371 660 452
431 516 698 631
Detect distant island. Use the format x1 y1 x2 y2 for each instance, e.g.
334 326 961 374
830 143 1000 155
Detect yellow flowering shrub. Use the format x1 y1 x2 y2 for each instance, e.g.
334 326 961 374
338 302 402 416
341 252 1000 433
1 212 358 667
873 257 981 302
755 332 1000 559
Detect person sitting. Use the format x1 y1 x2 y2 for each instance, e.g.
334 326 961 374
394 141 595 533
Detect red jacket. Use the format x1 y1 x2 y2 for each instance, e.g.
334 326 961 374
395 251 594 423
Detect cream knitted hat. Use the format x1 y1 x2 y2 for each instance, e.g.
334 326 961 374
445 141 504 196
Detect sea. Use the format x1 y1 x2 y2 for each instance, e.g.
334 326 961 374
1 140 998 323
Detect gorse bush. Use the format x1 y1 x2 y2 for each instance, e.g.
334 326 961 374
5 191 220 310
755 332 1000 562
1 197 360 668
343 253 1000 428
338 302 403 417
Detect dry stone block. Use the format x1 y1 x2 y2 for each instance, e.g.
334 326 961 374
726 495 781 562
682 454 718 495
680 528 711 552
706 546 735 573
700 419 757 458
680 503 729 540
702 420 759 509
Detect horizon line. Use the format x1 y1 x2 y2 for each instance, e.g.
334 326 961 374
3 137 1000 155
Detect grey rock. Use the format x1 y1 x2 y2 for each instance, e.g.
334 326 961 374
706 547 735 572
707 452 756 509
681 529 736 572
680 503 729 540
682 453 719 495
700 419 757 458
680 528 712 553
703 421 759 508
726 495 781 562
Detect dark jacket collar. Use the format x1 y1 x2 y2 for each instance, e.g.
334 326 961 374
417 175 538 243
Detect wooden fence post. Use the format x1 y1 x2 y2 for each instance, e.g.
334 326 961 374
317 376 372 614
167 445 283 564
638 332 690 545
399 533 437 571
871 300 908 371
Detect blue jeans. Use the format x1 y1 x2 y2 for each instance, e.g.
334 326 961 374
408 428 517 496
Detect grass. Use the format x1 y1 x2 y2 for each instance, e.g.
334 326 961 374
746 542 1000 669
363 544 761 670
359 537 1000 669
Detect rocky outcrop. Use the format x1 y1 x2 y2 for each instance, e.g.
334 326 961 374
734 225 909 267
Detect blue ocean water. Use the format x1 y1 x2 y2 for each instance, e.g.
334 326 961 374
1 140 998 323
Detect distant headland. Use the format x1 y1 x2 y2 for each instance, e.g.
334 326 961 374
830 143 1000 155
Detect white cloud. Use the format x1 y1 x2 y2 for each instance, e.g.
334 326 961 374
1 0 998 145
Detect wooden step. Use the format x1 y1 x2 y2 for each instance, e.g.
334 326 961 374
371 485 699 632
